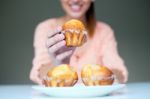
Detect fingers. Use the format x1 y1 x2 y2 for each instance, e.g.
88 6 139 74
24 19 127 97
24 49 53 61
30 68 43 85
62 46 76 52
48 40 66 54
56 50 73 61
111 68 126 84
47 33 65 48
47 27 62 38
47 26 64 48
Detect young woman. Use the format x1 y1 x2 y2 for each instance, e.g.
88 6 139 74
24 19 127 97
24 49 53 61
30 0 128 85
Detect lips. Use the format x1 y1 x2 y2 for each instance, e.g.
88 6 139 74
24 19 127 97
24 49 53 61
69 3 82 12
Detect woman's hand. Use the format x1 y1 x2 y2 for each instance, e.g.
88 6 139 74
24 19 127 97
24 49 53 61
30 63 51 85
46 27 75 64
30 27 75 85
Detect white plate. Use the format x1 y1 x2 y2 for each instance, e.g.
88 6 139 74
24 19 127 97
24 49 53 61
32 84 125 98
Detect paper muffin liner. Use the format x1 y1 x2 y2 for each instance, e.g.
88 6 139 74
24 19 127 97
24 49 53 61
43 75 78 87
82 75 114 86
62 29 87 47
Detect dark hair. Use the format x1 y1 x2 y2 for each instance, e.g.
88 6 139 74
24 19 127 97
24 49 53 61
85 2 96 37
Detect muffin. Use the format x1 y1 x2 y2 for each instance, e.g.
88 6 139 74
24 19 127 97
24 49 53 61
62 19 87 47
81 64 114 86
43 64 78 87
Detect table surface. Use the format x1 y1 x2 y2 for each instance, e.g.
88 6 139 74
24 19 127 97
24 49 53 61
0 82 150 99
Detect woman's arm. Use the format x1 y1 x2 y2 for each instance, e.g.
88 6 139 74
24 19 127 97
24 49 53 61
30 19 76 84
30 21 53 84
101 27 128 83
70 23 128 83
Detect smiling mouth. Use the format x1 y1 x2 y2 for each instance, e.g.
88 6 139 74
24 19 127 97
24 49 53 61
69 3 83 12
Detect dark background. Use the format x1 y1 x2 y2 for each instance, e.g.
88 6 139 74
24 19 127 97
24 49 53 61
0 0 150 84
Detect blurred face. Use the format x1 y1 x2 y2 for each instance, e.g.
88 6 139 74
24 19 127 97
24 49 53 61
60 0 92 19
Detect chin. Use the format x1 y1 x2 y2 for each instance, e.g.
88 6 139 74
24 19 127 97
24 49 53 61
69 12 85 19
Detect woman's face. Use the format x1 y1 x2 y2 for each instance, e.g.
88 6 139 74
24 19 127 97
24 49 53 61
60 0 92 19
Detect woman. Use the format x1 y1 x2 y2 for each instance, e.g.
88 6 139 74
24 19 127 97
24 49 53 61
30 0 128 85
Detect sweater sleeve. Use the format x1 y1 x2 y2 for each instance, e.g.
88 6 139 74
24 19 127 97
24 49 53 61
32 21 53 76
101 27 128 83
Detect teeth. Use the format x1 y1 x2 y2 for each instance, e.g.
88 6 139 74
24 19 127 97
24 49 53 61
71 4 80 11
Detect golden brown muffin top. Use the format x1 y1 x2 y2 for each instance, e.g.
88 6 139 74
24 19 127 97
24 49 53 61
81 64 113 78
62 19 85 31
47 64 78 80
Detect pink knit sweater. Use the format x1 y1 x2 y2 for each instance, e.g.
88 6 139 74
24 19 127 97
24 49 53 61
32 18 128 83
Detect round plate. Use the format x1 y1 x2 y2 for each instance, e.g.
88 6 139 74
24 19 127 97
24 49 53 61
32 84 125 98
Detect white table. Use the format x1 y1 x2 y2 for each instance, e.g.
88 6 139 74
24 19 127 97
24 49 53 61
0 82 150 99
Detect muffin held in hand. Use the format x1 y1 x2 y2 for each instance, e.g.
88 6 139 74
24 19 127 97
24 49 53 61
81 64 114 86
62 19 87 47
43 64 78 87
